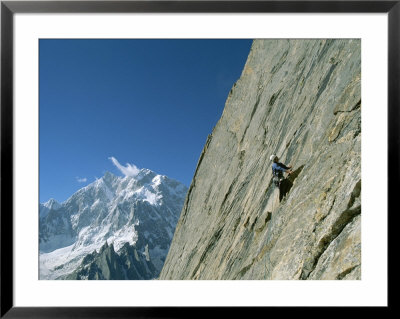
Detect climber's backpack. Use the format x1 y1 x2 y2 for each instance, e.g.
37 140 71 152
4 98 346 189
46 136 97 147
272 167 283 187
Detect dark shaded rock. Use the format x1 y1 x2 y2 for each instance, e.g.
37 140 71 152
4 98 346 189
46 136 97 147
65 242 157 280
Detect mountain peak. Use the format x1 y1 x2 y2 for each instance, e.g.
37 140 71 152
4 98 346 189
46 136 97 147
39 198 61 219
104 171 115 178
43 198 61 209
103 171 117 182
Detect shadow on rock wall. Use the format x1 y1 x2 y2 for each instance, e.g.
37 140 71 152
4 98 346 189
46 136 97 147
279 165 304 202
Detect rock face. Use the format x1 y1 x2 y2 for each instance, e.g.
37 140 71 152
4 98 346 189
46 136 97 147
159 39 361 280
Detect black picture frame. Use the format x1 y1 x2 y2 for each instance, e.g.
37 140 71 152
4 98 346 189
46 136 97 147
1 0 395 317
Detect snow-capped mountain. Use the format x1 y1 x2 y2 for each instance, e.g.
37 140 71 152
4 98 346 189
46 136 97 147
39 168 188 280
40 198 61 218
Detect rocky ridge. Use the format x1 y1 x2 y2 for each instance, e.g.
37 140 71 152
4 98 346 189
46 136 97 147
65 241 157 280
159 39 361 280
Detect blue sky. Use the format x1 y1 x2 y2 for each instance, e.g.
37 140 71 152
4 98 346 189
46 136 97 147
39 39 252 203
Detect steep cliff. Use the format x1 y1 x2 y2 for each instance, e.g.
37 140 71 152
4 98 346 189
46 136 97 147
159 39 361 280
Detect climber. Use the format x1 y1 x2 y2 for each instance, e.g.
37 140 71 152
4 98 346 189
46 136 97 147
270 154 292 185
270 154 294 202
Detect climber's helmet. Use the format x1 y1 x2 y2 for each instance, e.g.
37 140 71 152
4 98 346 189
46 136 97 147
270 154 278 162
